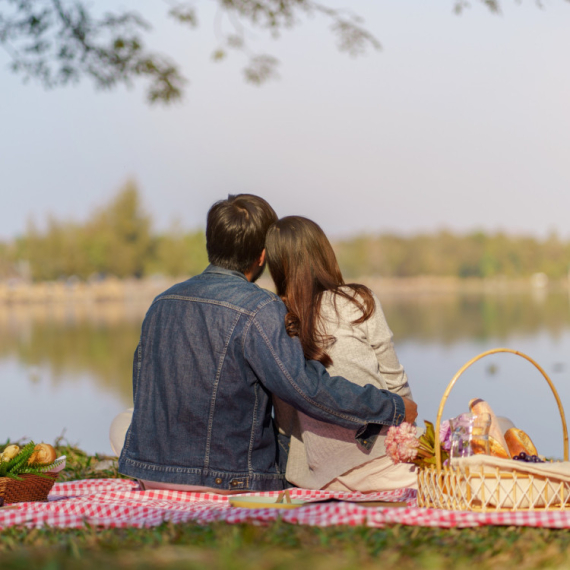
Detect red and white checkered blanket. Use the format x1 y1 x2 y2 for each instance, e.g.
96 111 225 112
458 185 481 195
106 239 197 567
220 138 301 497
3 479 570 529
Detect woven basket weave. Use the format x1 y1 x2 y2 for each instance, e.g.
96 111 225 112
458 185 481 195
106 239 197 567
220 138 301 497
0 473 57 505
417 348 570 512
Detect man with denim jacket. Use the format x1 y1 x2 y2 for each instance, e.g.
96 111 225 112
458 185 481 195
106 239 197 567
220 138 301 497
117 194 417 492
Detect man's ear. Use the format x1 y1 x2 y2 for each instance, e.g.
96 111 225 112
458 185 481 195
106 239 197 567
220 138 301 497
259 249 266 266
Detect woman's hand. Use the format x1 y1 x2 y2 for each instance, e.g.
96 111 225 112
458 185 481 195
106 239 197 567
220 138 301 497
402 397 418 424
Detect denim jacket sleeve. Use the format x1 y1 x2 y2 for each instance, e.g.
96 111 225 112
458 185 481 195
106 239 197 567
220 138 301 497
244 300 406 449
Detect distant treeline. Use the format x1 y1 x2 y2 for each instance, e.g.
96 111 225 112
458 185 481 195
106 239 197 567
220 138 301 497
1 182 569 281
335 232 570 280
0 182 208 281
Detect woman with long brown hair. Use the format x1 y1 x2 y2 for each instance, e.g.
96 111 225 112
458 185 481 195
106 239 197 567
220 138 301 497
266 216 417 492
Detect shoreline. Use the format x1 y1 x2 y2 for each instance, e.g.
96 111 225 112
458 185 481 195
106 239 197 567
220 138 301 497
0 275 568 305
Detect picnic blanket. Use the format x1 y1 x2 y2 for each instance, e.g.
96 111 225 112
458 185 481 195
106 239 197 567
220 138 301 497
3 479 570 529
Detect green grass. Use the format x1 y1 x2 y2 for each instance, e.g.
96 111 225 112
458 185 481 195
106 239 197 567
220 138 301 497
2 441 570 569
2 524 570 570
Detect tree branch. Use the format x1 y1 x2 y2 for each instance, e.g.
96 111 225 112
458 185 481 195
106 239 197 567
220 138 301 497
0 0 186 103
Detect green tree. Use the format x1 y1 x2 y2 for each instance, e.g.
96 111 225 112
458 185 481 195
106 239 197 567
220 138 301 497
146 223 208 278
7 180 210 281
86 181 152 278
0 241 15 279
22 216 86 280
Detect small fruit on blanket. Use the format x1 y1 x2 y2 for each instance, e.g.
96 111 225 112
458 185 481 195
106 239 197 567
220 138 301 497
469 399 510 458
1 445 20 462
28 443 57 465
504 428 538 458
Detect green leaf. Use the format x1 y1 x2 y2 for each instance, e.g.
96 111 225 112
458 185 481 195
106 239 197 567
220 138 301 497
5 472 24 481
4 442 35 474
424 420 435 446
13 469 56 480
19 458 64 476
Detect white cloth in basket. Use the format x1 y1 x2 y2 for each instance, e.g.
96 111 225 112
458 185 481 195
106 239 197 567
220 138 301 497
451 456 570 510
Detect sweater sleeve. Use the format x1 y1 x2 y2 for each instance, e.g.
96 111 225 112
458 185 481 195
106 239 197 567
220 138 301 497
366 292 413 401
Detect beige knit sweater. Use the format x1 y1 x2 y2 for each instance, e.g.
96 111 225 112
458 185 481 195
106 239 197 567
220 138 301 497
273 288 413 489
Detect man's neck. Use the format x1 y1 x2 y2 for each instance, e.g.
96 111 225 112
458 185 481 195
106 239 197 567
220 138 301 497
244 265 264 283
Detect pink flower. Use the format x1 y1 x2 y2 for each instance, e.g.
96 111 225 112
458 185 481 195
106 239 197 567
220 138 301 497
385 422 420 464
439 420 452 452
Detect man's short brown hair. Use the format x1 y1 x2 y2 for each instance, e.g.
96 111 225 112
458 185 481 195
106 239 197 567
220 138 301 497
206 194 278 274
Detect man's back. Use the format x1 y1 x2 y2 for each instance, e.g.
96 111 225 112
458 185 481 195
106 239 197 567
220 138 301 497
119 265 288 491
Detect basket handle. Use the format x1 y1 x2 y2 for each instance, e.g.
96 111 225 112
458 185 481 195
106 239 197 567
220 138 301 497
434 348 569 472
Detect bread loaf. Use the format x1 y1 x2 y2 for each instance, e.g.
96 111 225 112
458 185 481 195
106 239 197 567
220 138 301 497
1 445 20 462
504 428 538 457
471 436 511 458
469 398 511 458
28 443 57 465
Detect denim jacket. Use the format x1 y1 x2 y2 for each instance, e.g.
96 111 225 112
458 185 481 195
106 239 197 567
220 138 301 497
118 265 405 491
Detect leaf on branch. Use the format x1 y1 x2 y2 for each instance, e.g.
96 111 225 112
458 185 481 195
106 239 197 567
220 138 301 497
99 13 151 32
227 34 244 49
311 3 380 56
243 54 279 85
454 0 502 15
212 48 227 61
217 0 306 29
481 0 501 13
331 19 381 57
168 4 198 28
141 60 186 103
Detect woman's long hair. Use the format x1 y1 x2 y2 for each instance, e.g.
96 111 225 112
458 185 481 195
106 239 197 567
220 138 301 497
265 216 375 367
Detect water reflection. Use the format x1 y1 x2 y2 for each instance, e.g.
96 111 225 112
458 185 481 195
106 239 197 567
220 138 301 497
0 303 146 406
1 290 570 454
382 292 570 344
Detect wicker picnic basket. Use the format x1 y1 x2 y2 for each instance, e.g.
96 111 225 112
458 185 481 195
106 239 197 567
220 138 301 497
0 473 58 505
417 348 570 512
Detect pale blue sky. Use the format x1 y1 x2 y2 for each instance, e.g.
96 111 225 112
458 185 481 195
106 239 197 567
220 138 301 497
2 0 570 240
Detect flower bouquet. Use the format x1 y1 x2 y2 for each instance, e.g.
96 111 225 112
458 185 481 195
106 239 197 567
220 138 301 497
385 420 451 468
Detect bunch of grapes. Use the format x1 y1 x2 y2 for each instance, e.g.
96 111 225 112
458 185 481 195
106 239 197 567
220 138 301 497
513 452 544 463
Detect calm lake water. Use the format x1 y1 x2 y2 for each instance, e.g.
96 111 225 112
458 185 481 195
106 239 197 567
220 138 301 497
2 288 570 459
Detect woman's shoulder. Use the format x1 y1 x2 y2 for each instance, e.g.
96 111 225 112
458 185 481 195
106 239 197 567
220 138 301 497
322 285 379 303
321 286 379 318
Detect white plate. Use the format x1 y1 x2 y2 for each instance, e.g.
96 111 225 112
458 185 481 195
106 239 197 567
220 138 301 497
229 496 306 509
48 456 66 474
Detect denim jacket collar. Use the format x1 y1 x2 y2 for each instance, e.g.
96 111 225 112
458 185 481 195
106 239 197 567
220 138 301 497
202 264 248 282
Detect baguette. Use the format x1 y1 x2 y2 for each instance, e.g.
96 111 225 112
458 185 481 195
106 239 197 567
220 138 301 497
504 428 538 457
469 398 511 458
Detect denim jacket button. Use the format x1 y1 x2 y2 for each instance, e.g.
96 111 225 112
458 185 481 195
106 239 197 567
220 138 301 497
230 480 238 487
215 478 223 485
